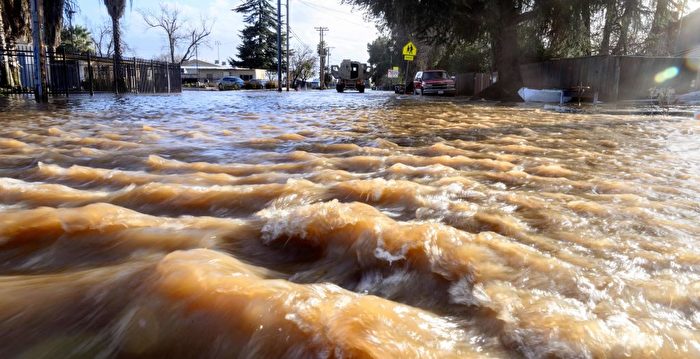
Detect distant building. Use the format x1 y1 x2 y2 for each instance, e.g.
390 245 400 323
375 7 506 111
180 59 268 83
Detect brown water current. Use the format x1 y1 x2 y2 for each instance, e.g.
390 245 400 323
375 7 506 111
0 92 699 358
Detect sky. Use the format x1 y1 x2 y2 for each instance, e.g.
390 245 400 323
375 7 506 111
73 0 380 65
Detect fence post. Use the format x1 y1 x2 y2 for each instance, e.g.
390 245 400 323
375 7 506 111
150 60 155 93
612 56 620 102
61 48 69 97
166 62 171 93
132 57 137 93
87 52 94 96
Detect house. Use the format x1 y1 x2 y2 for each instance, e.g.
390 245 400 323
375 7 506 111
180 59 268 84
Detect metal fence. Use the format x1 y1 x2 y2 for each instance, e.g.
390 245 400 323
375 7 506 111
0 48 181 95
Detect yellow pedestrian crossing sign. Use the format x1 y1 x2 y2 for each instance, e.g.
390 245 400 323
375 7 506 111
402 41 417 56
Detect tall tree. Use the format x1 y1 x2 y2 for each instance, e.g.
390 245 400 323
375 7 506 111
43 0 67 50
367 36 394 85
1 0 31 87
645 0 678 55
600 0 618 55
231 0 278 70
102 0 128 92
0 0 10 86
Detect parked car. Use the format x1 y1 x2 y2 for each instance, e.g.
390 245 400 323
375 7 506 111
413 70 456 96
248 79 267 87
218 76 244 90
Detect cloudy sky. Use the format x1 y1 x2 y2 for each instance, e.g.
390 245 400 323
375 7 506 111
73 0 700 65
73 0 380 65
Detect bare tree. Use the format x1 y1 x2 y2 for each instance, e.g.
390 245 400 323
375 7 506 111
141 4 213 64
90 20 133 58
289 46 317 87
178 18 213 64
91 21 113 57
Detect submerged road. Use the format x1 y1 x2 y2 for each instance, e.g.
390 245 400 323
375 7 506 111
0 91 699 357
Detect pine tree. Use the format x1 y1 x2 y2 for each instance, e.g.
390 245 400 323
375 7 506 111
231 0 279 70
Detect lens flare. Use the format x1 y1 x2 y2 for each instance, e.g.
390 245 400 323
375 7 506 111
685 48 700 71
654 67 679 83
686 58 700 71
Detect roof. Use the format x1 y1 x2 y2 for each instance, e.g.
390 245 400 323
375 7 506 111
181 59 219 67
180 59 268 71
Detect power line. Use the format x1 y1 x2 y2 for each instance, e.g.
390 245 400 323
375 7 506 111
297 0 368 27
289 28 312 51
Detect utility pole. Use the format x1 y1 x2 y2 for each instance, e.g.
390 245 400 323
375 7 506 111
286 0 290 91
29 0 48 102
314 26 328 90
326 46 334 87
195 44 199 83
326 46 334 73
277 0 282 92
215 40 221 64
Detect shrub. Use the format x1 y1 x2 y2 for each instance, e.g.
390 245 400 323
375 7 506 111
243 82 263 90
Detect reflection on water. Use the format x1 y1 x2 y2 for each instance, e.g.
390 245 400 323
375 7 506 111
1 91 699 358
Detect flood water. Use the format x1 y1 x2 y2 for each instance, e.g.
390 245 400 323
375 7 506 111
0 91 699 358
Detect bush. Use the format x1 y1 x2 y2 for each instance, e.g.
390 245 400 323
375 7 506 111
265 81 277 90
243 82 263 90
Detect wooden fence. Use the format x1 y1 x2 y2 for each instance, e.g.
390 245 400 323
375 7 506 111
520 55 700 102
455 72 495 97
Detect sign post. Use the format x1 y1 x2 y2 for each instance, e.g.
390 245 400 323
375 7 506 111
402 41 418 94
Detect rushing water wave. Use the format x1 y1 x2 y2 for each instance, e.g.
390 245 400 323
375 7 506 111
0 91 699 358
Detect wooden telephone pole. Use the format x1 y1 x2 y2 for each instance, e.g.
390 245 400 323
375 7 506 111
29 0 48 102
277 0 282 92
314 27 328 89
286 0 290 91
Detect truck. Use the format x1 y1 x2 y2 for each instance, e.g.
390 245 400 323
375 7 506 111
331 60 369 93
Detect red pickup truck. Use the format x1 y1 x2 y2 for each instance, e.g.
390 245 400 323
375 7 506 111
413 70 456 96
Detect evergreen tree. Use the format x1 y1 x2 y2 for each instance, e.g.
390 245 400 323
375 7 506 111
230 0 279 70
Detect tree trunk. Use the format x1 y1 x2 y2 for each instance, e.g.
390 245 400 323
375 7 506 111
0 0 14 87
614 0 636 55
479 2 522 100
600 0 616 55
169 36 175 64
646 0 671 55
581 1 592 56
111 17 124 93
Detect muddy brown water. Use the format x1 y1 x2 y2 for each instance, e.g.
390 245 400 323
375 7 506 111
0 92 699 358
